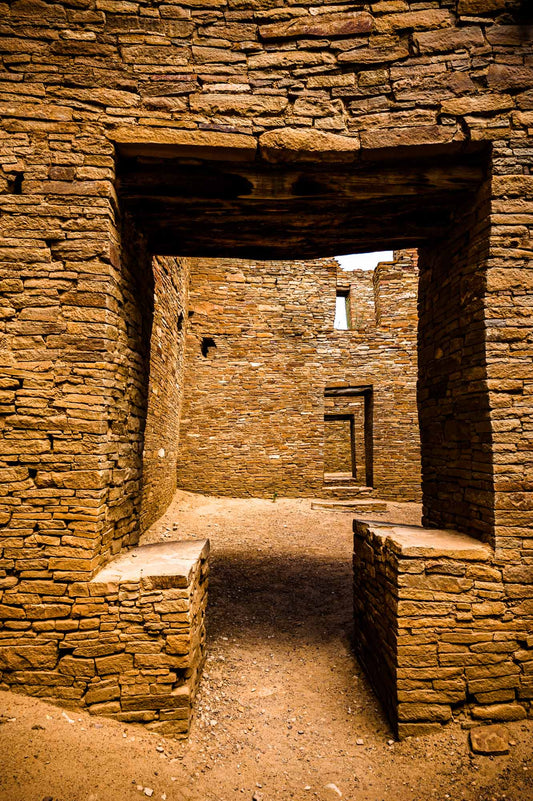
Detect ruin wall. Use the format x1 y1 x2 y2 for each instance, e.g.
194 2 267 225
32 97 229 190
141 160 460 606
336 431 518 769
1 0 533 736
177 252 421 501
140 256 190 533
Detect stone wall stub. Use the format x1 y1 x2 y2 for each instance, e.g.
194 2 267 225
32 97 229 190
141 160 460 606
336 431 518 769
140 256 190 534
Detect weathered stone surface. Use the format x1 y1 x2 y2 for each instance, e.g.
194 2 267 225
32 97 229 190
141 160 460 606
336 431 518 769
121 686 190 711
413 27 485 54
190 94 288 116
259 12 374 41
338 44 409 64
488 64 533 91
440 95 514 116
458 0 512 13
259 128 359 163
360 124 460 151
111 127 257 161
376 10 452 33
472 704 527 722
95 653 133 676
469 725 510 755
58 656 95 678
0 645 57 671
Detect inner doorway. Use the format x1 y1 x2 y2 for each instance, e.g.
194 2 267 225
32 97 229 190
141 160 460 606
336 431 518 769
324 386 373 489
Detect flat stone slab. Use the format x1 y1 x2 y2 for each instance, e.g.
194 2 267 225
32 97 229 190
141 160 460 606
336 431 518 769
469 725 510 755
91 540 209 588
354 520 491 561
312 499 388 513
111 126 256 161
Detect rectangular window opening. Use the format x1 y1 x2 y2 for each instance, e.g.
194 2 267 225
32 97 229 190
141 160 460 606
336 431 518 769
334 290 351 330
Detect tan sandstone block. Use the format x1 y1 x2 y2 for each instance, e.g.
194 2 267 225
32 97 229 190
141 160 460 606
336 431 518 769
472 704 527 722
95 653 133 675
259 127 359 163
110 126 256 161
58 656 95 679
259 12 374 40
398 703 452 722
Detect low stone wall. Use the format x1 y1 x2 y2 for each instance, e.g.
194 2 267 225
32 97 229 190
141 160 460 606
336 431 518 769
0 540 209 738
353 521 532 739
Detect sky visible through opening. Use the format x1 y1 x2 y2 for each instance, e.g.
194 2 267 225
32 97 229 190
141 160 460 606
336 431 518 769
333 251 394 329
336 250 393 271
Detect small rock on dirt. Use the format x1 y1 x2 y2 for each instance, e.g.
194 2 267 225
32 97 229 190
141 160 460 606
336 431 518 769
469 725 510 756
323 783 342 798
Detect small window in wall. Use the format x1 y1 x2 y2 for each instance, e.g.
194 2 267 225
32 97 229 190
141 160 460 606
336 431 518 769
334 290 351 330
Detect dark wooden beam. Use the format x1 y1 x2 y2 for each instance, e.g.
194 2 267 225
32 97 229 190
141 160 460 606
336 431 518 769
116 144 489 259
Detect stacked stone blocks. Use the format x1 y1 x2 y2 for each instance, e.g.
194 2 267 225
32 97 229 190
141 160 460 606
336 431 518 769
1 0 533 739
177 253 421 501
354 520 532 738
0 540 209 737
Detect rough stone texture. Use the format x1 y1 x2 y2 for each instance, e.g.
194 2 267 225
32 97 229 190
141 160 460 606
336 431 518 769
0 539 209 737
177 252 420 500
354 519 532 738
1 0 533 736
469 724 510 756
140 256 190 533
418 180 494 545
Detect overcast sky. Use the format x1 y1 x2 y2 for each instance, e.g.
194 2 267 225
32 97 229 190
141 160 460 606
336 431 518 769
336 251 394 271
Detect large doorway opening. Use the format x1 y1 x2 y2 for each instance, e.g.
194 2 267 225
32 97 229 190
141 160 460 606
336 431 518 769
112 137 496 743
113 136 494 544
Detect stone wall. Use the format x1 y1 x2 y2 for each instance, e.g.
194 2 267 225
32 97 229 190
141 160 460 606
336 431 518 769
140 256 190 534
418 183 494 544
321 252 421 499
324 417 353 474
354 520 532 738
1 0 533 737
176 252 421 500
0 539 208 737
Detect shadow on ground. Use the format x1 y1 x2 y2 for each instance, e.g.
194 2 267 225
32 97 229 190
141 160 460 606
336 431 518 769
207 551 354 645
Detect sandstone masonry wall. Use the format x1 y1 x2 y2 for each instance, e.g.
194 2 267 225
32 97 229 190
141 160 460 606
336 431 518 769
177 253 421 500
1 0 533 737
0 539 208 737
321 253 421 500
354 520 532 738
140 256 190 534
324 417 354 474
418 182 494 544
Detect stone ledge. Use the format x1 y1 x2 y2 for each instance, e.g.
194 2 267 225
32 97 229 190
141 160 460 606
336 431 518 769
110 126 257 161
90 539 209 591
354 520 492 560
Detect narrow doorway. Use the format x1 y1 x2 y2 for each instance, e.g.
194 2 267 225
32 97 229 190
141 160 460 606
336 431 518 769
324 386 373 489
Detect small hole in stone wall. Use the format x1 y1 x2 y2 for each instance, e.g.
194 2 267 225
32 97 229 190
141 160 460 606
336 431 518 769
48 433 54 450
201 337 216 358
7 172 24 194
28 468 37 479
33 523 39 532
177 312 184 331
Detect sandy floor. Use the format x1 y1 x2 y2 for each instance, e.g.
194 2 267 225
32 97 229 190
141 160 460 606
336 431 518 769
1 491 532 801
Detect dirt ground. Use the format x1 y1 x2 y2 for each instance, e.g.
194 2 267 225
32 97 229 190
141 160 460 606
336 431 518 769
1 490 532 801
